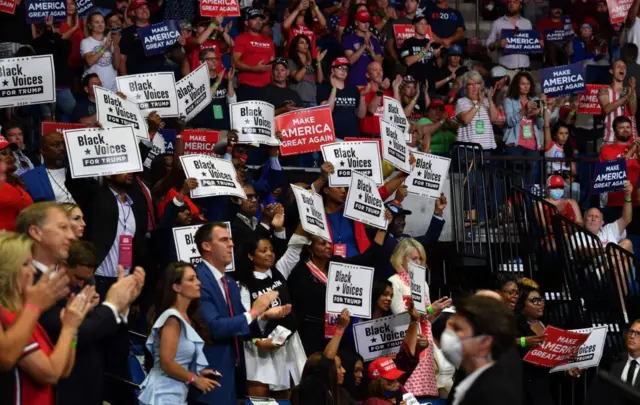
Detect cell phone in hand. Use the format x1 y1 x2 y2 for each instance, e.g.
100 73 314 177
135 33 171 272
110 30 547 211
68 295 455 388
204 372 222 382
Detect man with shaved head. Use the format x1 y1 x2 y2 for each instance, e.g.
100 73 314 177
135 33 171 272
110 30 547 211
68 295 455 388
476 289 505 302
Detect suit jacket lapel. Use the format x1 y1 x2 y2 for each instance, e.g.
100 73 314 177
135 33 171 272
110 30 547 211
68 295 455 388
37 166 55 201
198 262 231 314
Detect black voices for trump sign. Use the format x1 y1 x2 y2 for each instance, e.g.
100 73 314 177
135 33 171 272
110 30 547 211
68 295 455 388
353 312 411 361
291 184 331 241
405 151 451 199
172 223 235 272
116 72 180 118
541 63 586 97
383 96 409 140
64 126 143 178
380 119 411 173
230 100 278 145
94 86 148 140
321 141 383 187
0 55 55 108
25 0 66 23
326 262 374 319
179 154 246 199
176 63 212 122
344 171 388 230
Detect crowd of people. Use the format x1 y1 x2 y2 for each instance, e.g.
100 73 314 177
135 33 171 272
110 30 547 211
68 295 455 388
1 0 640 404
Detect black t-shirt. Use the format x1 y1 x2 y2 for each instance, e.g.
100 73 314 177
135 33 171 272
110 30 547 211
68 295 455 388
316 83 360 138
31 31 73 87
259 83 303 111
430 65 469 96
399 37 435 85
191 78 231 130
424 3 465 41
119 25 167 75
71 96 97 123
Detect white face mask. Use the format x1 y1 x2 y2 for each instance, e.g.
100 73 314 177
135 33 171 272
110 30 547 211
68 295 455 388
440 330 487 368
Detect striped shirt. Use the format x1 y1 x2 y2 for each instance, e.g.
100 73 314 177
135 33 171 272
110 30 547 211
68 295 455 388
604 87 636 144
455 97 496 150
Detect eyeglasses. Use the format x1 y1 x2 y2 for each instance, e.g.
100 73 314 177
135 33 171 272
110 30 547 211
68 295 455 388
204 57 217 62
245 193 258 200
629 330 640 338
529 297 545 305
501 289 519 297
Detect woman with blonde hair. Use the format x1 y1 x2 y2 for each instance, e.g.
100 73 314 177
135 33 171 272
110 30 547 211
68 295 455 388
388 237 452 398
0 231 93 405
59 203 86 239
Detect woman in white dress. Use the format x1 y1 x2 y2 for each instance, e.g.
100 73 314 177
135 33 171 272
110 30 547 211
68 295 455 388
139 262 221 405
388 238 453 398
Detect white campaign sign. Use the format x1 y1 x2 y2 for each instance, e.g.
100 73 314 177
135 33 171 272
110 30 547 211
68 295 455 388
550 326 607 373
380 119 411 173
64 126 143 178
172 223 235 272
249 398 279 405
180 155 246 199
408 262 427 315
94 86 148 140
383 96 409 140
344 171 388 230
326 262 374 319
405 151 451 199
0 55 55 108
176 63 212 122
321 141 383 187
353 312 411 361
291 184 331 241
116 72 180 117
230 100 278 145
402 393 420 405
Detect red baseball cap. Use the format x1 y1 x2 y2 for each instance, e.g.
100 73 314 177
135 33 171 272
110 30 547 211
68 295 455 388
355 10 372 23
368 357 405 381
0 135 17 151
428 99 445 109
332 57 350 68
547 175 564 189
129 0 149 12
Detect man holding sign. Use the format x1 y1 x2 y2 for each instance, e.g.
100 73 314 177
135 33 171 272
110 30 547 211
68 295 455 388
486 0 533 76
119 0 168 75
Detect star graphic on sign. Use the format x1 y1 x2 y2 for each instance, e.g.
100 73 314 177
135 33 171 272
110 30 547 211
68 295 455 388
388 140 392 145
191 247 197 254
201 171 207 177
1 80 7 86
417 171 422 176
339 160 345 167
108 107 114 113
84 148 91 155
136 94 142 100
184 98 190 104
358 194 363 200
244 119 250 125
306 208 310 213
370 337 377 343
336 286 340 291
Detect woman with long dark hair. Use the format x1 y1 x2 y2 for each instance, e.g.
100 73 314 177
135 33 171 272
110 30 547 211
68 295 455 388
139 262 221 404
338 350 365 402
283 0 327 53
288 34 326 108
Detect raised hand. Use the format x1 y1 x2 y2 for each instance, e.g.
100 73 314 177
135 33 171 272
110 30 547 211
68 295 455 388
23 268 70 312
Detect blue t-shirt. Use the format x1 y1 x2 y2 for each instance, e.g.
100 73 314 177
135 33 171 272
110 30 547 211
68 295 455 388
570 38 591 64
342 35 383 87
424 3 465 41
327 211 359 258
316 84 361 138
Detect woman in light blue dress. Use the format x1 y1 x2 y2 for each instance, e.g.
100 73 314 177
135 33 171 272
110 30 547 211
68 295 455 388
139 262 221 405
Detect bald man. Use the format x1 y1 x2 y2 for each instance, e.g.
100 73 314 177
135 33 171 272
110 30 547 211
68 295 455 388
476 289 505 302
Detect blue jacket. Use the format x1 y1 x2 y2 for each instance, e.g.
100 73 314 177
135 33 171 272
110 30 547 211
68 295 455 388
503 97 545 149
21 165 56 202
195 262 252 405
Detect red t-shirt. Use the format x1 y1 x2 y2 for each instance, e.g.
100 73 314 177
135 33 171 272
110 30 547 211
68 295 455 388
0 182 33 231
188 39 225 75
233 32 275 87
536 18 563 38
600 143 640 207
359 87 394 135
0 308 54 405
60 20 85 69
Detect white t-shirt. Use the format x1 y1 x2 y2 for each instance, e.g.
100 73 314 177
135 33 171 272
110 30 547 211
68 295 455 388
80 36 117 92
571 221 626 248
47 167 76 203
544 141 570 173
628 18 640 65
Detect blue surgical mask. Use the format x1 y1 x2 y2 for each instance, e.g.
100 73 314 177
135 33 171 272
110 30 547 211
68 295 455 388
549 189 564 201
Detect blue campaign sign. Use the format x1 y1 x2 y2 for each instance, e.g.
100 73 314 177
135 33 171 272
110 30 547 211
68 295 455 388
137 20 181 56
592 159 627 194
76 0 93 18
502 29 542 54
540 63 585 97
25 0 66 23
160 128 176 153
544 29 567 43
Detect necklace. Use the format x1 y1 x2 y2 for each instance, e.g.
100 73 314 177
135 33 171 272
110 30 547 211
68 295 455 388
46 168 72 201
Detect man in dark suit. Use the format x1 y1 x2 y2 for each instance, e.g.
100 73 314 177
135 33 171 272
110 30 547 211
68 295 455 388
193 222 279 405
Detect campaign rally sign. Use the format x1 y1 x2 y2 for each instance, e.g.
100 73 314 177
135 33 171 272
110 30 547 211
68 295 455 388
182 129 219 156
383 96 409 139
606 0 633 24
541 63 585 97
402 394 420 405
344 137 383 156
405 151 451 198
592 159 627 194
200 0 240 17
344 171 388 230
523 326 590 368
291 184 331 241
0 55 55 108
353 312 411 361
172 223 235 271
64 126 143 179
94 86 148 140
502 29 543 54
380 119 411 173
0 0 17 15
176 63 212 122
275 105 335 156
393 24 415 49
42 122 86 135
544 29 567 43
230 100 278 145
562 15 575 39
321 141 383 187
551 326 607 373
116 72 180 117
408 262 427 315
326 262 374 319
137 20 180 56
179 154 246 199
76 0 93 17
577 84 607 115
25 0 66 23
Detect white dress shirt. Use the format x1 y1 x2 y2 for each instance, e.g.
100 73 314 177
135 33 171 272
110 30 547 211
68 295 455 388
452 362 495 405
621 355 640 385
486 15 533 70
202 259 253 324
